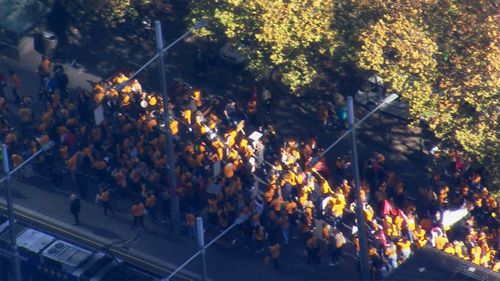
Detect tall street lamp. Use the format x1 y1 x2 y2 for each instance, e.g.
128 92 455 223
1 141 55 281
116 20 207 232
309 93 398 281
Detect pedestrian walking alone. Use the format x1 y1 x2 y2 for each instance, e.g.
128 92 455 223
269 242 281 270
98 187 114 215
8 70 21 104
70 194 81 225
131 201 145 228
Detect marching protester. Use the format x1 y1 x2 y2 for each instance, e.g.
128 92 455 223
131 200 146 228
98 186 114 216
1 69 497 279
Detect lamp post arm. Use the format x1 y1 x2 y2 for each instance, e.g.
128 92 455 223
165 215 248 281
0 141 54 184
313 94 398 162
117 22 207 90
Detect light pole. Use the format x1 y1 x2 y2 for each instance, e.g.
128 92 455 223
196 217 208 281
347 96 369 281
163 215 249 281
116 20 207 232
309 93 398 167
1 141 55 281
308 94 398 281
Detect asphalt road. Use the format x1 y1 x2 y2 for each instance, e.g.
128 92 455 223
0 33 433 281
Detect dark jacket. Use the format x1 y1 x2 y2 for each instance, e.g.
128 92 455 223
70 198 81 213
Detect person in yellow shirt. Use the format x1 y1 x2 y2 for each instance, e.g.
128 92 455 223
471 243 482 265
413 225 428 248
397 237 412 260
492 259 500 272
443 242 456 255
182 109 192 125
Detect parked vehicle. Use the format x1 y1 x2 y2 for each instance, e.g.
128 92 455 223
355 75 409 119
219 43 246 65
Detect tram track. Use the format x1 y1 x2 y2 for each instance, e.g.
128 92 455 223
0 201 195 281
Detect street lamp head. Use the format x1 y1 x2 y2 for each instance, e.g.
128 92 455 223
114 82 127 92
193 19 208 30
383 93 399 104
235 214 250 225
42 141 56 151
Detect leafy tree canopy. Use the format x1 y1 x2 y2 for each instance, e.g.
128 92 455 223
62 0 152 28
189 0 338 93
189 0 499 184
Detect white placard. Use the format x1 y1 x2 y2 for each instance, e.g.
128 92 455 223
213 161 221 177
94 104 104 126
248 131 263 142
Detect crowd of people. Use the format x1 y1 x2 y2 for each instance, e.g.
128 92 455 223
0 56 498 279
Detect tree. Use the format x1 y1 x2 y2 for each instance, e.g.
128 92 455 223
356 1 499 184
190 0 499 184
188 0 338 93
62 0 153 29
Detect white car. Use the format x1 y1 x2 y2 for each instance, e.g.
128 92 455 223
355 75 409 119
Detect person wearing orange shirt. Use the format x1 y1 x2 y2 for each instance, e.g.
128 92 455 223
185 211 196 238
145 193 157 223
131 201 145 228
37 56 50 86
98 187 114 216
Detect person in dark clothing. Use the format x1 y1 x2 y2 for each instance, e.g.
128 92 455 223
0 71 6 97
54 64 69 99
70 194 81 225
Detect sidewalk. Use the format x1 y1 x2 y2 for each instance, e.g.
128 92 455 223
4 174 351 281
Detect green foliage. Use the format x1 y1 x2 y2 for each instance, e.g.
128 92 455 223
189 0 499 184
62 0 152 28
356 0 499 184
189 0 338 93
